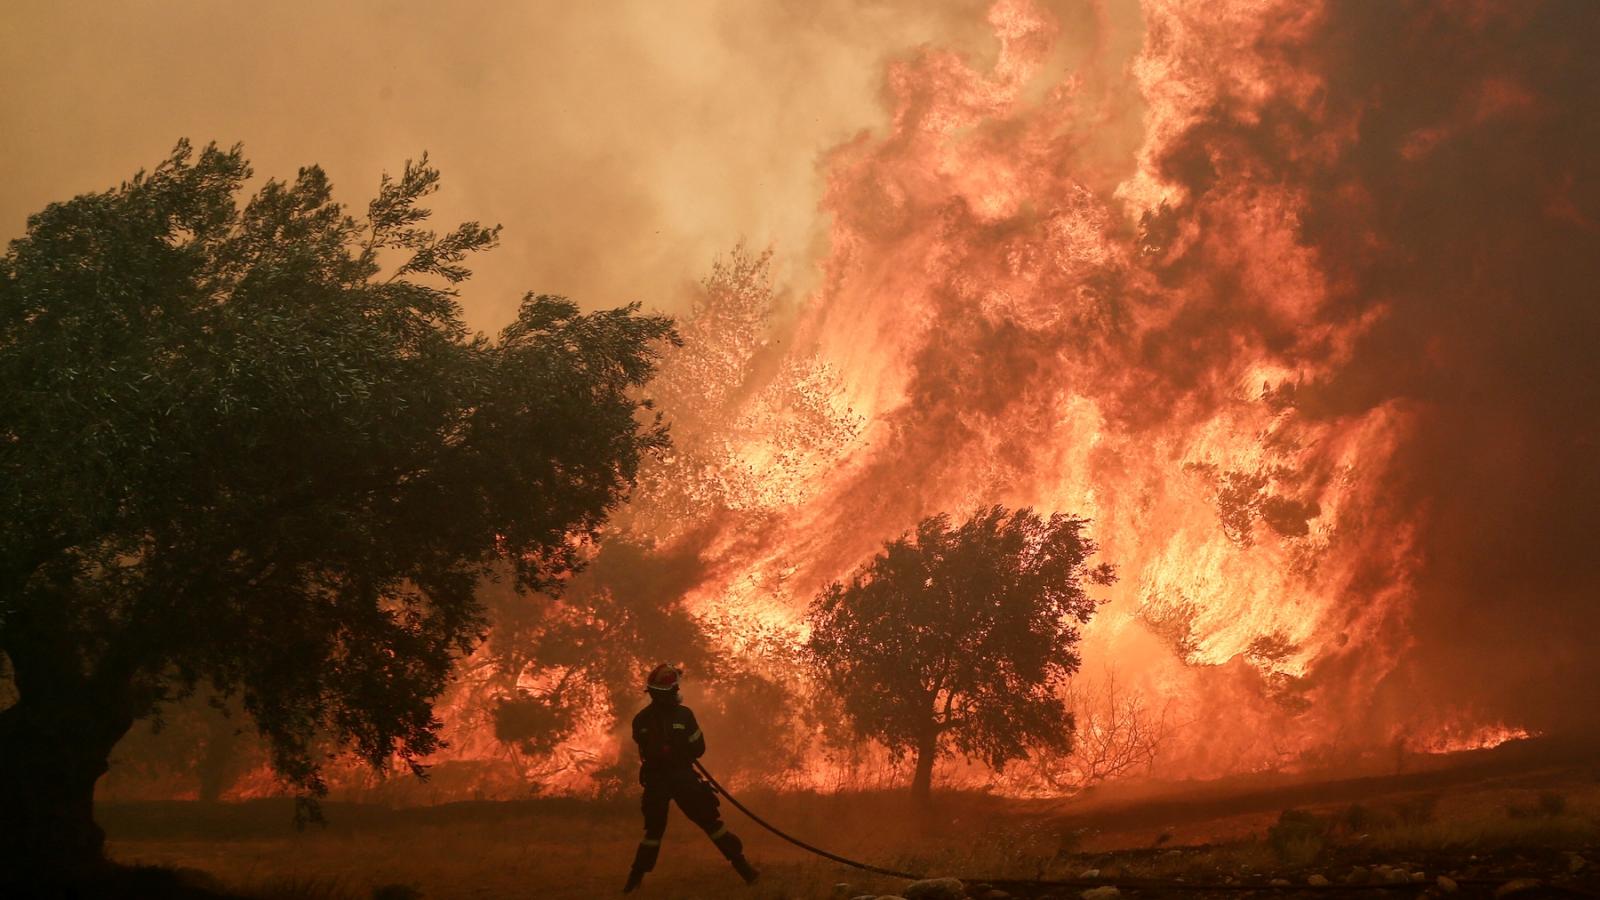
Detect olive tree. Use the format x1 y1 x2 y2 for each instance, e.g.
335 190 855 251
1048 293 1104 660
805 506 1113 801
0 141 675 870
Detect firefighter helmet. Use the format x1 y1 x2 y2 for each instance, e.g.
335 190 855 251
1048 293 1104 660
645 663 682 693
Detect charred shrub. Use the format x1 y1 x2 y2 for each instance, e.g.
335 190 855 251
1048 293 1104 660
1340 803 1395 834
1391 793 1440 826
1510 791 1568 818
1268 809 1331 865
1538 791 1568 816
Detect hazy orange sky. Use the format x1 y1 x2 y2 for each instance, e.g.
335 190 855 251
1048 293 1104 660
0 0 1034 332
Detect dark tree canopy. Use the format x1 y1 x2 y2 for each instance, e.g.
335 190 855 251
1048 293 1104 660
805 505 1114 800
485 536 715 762
0 141 675 868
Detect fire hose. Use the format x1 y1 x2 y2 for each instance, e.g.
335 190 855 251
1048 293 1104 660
693 760 925 879
692 761 1578 897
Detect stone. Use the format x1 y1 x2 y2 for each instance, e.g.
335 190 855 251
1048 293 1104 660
1307 874 1331 887
1385 868 1413 884
1410 871 1427 883
1080 887 1121 900
1078 869 1101 879
904 878 967 900
1568 854 1588 874
1495 879 1543 898
1437 876 1459 894
833 885 854 896
1269 878 1292 887
1344 868 1370 885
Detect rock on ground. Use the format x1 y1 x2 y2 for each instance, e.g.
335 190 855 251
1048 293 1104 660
902 877 966 900
1081 887 1121 900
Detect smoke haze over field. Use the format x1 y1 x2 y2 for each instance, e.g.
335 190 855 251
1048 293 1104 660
10 0 1599 799
0 0 1045 329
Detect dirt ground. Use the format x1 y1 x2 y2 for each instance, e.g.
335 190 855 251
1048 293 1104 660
100 740 1600 899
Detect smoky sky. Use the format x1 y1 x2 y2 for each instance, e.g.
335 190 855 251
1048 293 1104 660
0 0 1000 332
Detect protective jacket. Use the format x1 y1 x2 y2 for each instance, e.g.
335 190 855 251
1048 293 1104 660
631 697 705 782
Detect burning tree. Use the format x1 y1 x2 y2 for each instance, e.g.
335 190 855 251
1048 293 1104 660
804 505 1114 802
461 245 860 789
0 142 674 872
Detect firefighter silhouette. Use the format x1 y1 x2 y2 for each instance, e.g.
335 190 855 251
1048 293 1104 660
623 663 758 893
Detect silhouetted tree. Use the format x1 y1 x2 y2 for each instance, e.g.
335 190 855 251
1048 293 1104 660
0 141 675 872
484 537 715 763
805 506 1113 802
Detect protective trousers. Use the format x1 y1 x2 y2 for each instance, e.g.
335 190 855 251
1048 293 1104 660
630 769 745 873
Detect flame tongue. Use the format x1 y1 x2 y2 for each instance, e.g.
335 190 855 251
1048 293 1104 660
756 0 1410 777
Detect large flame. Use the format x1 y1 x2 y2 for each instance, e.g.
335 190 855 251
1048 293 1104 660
416 0 1596 796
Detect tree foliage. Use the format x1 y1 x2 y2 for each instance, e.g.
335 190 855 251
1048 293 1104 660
483 537 714 758
804 505 1114 799
0 141 674 863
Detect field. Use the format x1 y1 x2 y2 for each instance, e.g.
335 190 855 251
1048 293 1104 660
99 740 1600 899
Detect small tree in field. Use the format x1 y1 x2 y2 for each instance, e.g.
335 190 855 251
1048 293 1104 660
0 142 675 872
805 506 1114 802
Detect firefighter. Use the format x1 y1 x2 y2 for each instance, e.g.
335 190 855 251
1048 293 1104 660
622 663 759 893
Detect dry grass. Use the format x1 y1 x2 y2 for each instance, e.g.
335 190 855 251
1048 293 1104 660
103 767 1600 898
1364 812 1597 854
107 792 1049 900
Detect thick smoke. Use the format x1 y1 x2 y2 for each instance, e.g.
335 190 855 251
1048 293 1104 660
1279 2 1600 736
1112 0 1600 741
0 0 999 331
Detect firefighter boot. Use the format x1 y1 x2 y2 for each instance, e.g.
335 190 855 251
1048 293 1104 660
624 839 660 893
731 855 760 885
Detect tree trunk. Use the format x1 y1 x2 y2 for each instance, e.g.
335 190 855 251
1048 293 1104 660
910 728 938 804
0 683 136 879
